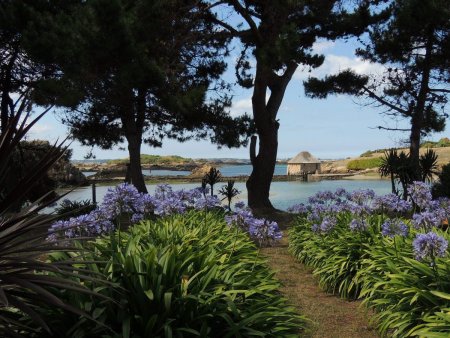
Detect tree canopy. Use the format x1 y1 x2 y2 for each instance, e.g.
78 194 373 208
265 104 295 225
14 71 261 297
32 0 252 192
209 0 382 208
305 0 450 180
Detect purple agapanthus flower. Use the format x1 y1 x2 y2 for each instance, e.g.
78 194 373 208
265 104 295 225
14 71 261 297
319 216 337 234
373 193 412 213
101 183 143 218
412 211 441 230
349 189 375 205
381 219 409 237
194 195 222 210
349 218 369 232
287 203 309 214
408 181 432 209
412 232 448 261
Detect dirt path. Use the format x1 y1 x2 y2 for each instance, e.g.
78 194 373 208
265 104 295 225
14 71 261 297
260 238 379 338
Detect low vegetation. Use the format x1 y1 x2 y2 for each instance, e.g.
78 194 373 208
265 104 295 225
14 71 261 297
44 211 304 337
346 157 383 170
107 154 193 166
360 138 450 157
288 185 450 337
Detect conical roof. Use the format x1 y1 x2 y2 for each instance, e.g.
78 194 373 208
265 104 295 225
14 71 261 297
288 151 320 164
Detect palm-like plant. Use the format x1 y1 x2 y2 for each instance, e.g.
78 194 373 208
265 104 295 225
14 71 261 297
419 148 439 183
379 149 399 195
203 167 222 196
219 180 240 210
0 110 104 336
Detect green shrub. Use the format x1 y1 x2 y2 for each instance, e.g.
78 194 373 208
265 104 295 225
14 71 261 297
289 213 382 299
360 150 374 157
358 230 450 337
54 198 96 218
108 154 192 165
289 213 450 337
433 163 450 198
346 157 383 170
43 211 304 337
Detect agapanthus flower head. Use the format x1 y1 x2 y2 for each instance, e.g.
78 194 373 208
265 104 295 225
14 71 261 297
154 196 186 216
349 218 369 232
381 219 409 237
287 203 309 214
373 193 412 213
335 188 348 198
408 181 432 209
234 201 246 210
247 218 282 245
101 183 143 218
319 216 336 234
154 184 173 199
412 232 448 261
349 189 375 205
412 211 441 230
194 195 222 210
315 190 335 201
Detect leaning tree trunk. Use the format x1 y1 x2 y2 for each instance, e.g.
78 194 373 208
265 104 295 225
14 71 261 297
246 62 297 210
246 128 279 209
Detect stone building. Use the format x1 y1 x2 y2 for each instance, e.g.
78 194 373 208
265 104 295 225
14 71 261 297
287 151 321 175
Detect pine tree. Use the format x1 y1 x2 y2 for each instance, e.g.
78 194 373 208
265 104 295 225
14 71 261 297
208 0 380 209
305 0 450 180
41 0 252 192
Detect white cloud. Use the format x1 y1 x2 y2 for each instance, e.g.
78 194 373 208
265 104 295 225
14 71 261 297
229 93 273 117
28 123 53 136
294 54 386 81
312 40 335 53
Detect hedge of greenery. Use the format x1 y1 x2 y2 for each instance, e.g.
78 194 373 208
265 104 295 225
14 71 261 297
346 157 383 170
288 185 450 337
40 210 304 337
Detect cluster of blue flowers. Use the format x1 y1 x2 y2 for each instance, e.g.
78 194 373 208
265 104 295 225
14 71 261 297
289 182 449 262
289 188 378 235
225 202 282 246
413 232 449 261
49 183 221 240
49 183 281 246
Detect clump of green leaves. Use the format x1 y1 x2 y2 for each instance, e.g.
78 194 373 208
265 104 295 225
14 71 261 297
45 211 305 337
433 163 450 199
55 199 96 218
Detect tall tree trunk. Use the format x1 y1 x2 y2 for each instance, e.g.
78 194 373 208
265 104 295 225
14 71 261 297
246 62 297 210
126 133 147 193
409 32 433 181
246 128 279 209
390 171 396 195
121 90 147 193
1 48 18 134
409 116 422 181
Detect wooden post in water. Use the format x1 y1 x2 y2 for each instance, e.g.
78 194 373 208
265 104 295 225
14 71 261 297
92 182 97 205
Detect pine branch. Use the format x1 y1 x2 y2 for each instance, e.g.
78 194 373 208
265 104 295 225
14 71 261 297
362 86 409 115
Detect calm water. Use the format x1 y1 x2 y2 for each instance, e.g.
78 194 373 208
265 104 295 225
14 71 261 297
59 179 391 211
218 164 287 176
141 169 192 176
82 164 288 178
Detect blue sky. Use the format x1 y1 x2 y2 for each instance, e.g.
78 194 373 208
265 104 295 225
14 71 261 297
27 38 448 161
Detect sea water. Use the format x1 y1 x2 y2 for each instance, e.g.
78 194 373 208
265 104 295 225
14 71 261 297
83 164 289 177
